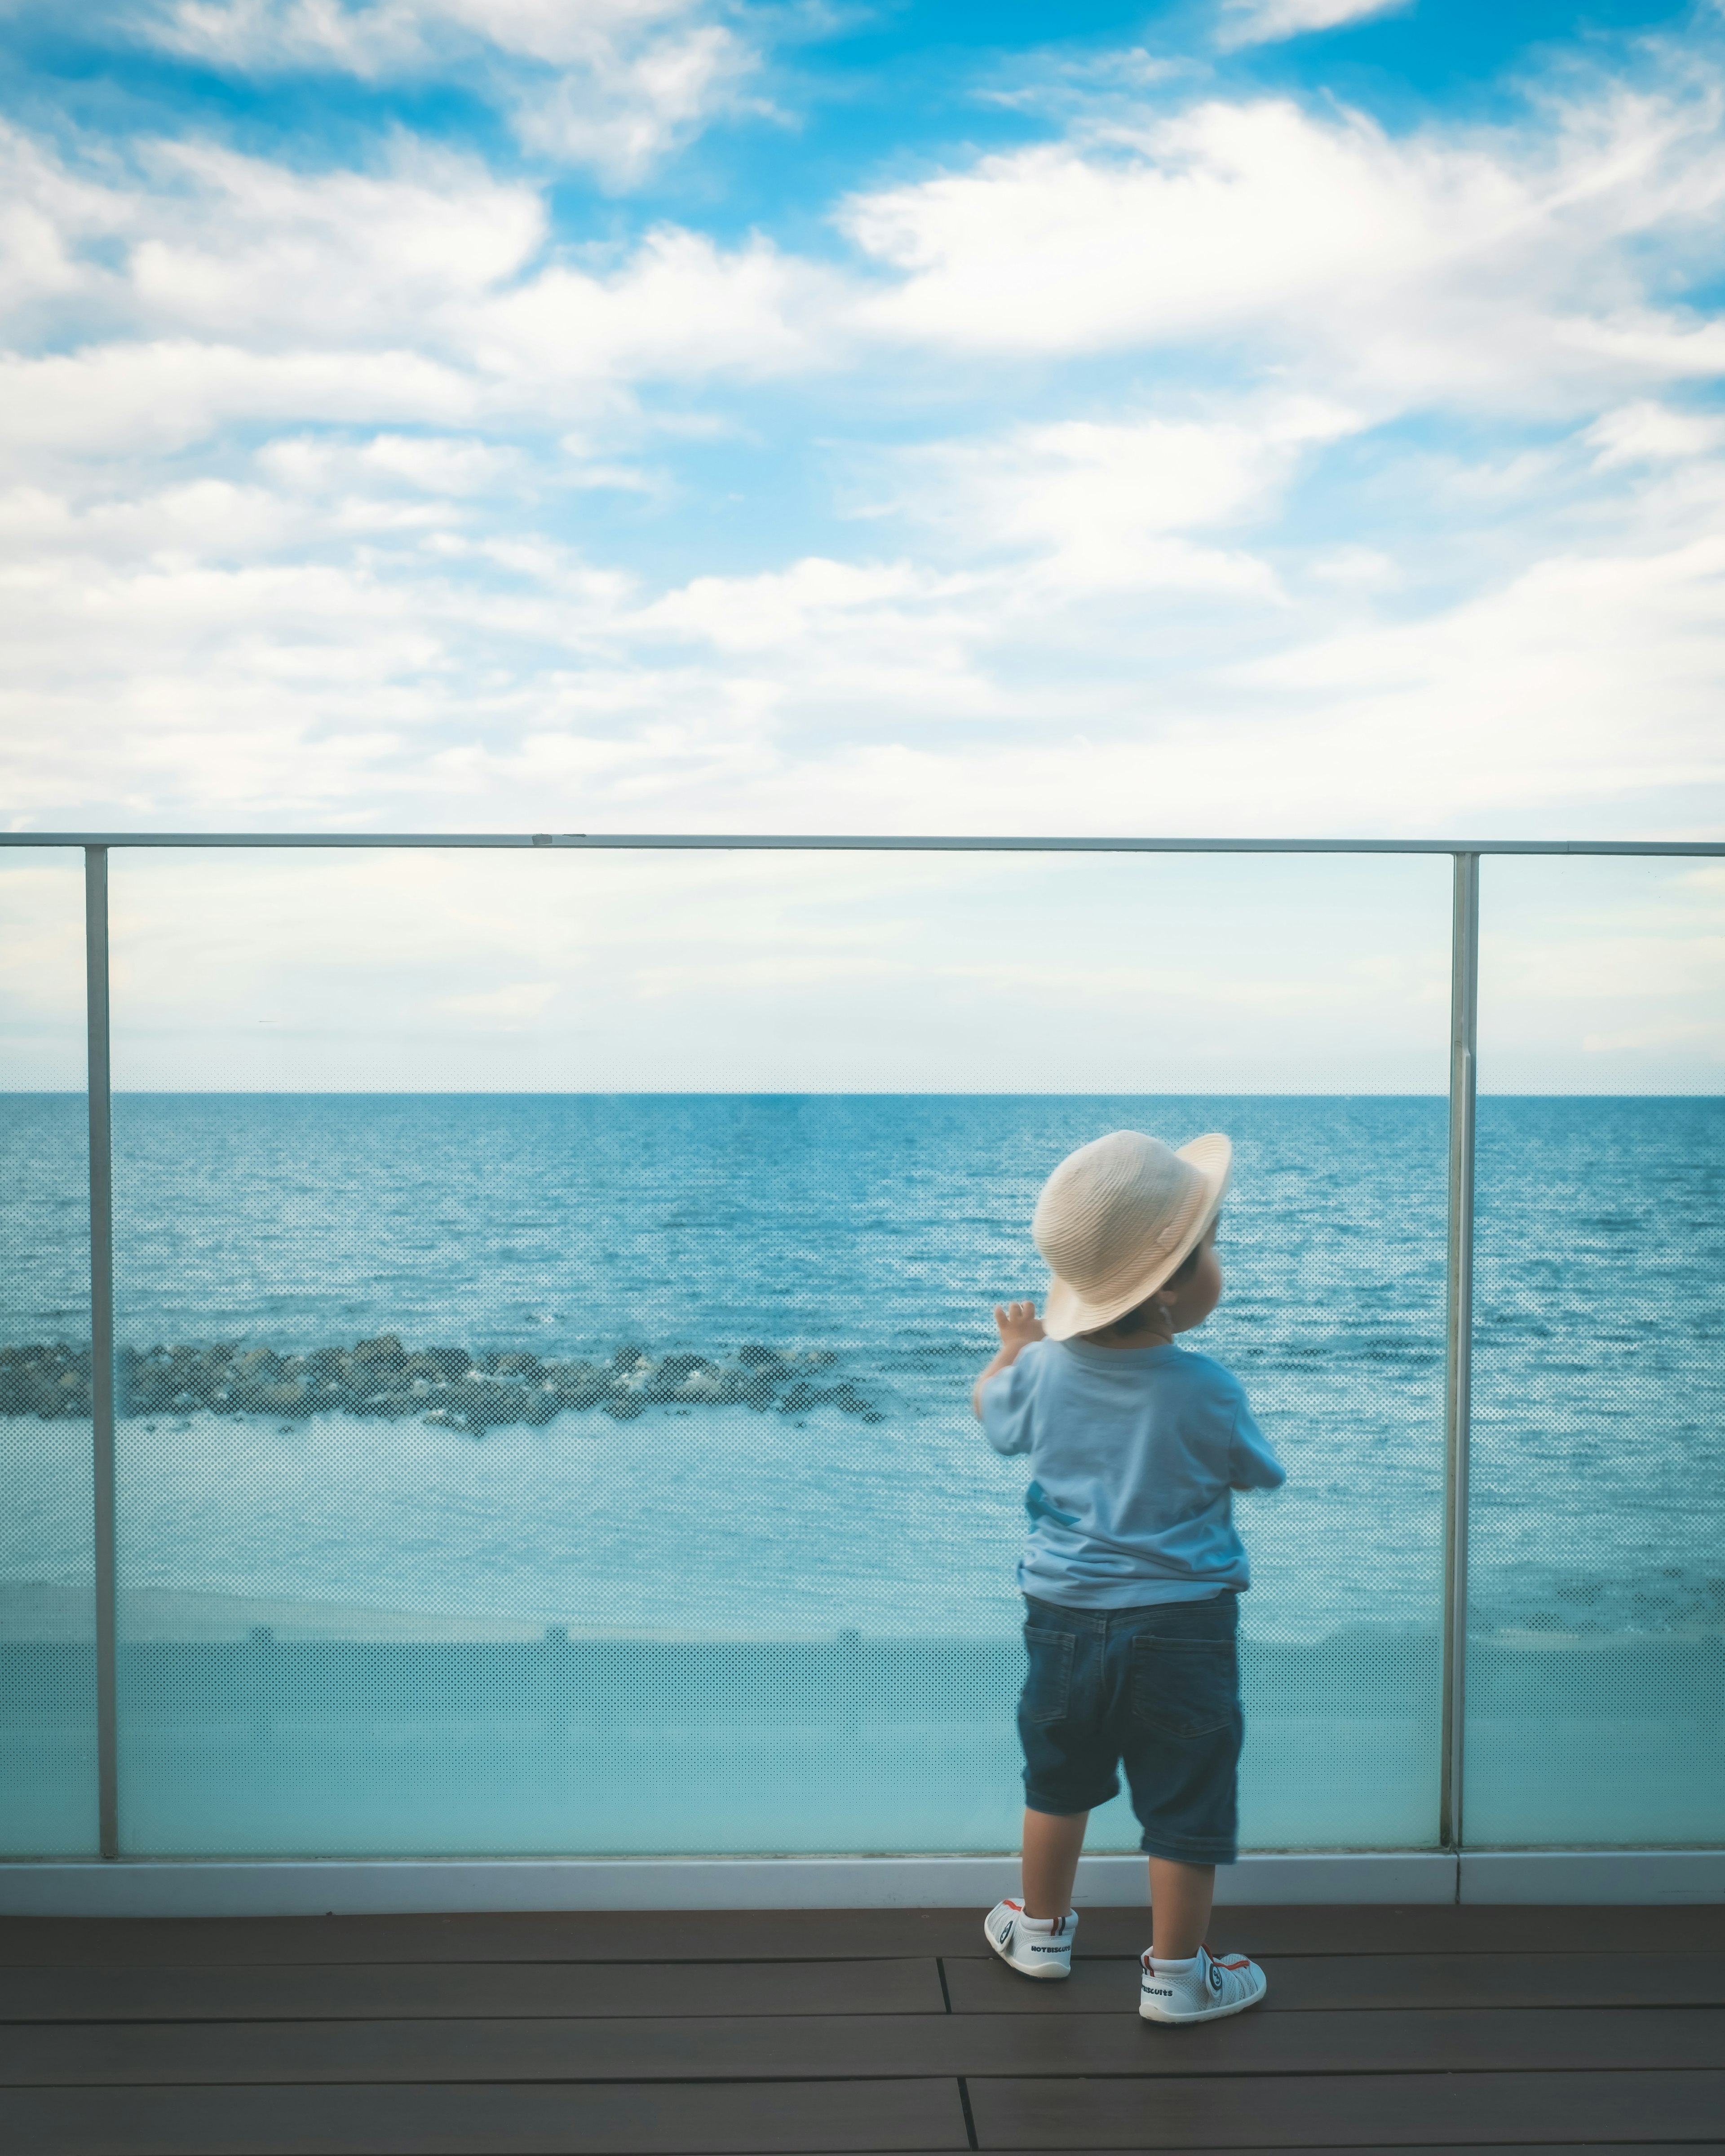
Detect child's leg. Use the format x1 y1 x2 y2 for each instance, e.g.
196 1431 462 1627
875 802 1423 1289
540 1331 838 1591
1022 1807 1088 1918
1147 1858 1214 1961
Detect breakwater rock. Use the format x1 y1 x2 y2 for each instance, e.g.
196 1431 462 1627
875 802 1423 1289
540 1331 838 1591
0 1343 92 1421
2 1338 883 1431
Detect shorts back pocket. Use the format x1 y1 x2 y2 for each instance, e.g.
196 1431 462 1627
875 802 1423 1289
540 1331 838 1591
1129 1635 1238 1740
1021 1626 1077 1726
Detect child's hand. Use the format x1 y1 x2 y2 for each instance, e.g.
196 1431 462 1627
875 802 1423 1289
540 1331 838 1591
973 1301 1044 1419
994 1301 1045 1352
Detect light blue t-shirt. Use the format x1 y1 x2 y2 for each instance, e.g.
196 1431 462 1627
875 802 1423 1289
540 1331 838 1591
980 1338 1285 1608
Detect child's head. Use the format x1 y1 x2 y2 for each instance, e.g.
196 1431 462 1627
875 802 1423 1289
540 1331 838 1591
1032 1130 1230 1343
1080 1215 1224 1343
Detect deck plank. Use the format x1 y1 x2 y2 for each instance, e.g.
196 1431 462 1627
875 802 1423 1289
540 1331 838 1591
944 1948 1725 2014
4 1904 1721 2156
4 1903 1720 1968
947 1903 1725 1959
0 2078 970 2156
7 2006 1724 2083
0 1912 975 1966
0 1956 946 2022
967 2069 1725 2149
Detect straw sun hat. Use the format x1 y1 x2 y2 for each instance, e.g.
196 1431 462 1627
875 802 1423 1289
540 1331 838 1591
1033 1131 1232 1342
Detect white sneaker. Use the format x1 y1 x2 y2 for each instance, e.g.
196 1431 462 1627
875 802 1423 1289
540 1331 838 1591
1139 1943 1267 2023
984 1898 1077 1979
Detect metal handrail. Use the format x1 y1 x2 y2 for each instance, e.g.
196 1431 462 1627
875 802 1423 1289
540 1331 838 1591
82 850 119 1860
1440 857 1478 1851
4 832 1724 852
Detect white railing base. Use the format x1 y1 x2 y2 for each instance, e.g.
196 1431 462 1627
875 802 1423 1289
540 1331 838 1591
0 1849 1716 1916
1459 1850 1725 1904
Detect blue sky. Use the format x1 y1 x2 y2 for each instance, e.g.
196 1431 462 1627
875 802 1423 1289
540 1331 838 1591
1 3 1721 1085
1 0 1722 843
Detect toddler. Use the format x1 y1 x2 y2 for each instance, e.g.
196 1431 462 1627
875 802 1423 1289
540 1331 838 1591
972 1129 1284 2023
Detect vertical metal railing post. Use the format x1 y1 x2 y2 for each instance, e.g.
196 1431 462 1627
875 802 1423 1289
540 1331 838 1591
84 845 120 1859
1439 851 1480 1855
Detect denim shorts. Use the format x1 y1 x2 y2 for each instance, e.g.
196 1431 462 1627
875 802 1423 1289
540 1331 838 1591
1017 1591 1243 1864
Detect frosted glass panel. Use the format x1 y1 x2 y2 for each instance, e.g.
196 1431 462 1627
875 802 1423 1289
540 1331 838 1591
0 852 100 1856
1466 857 1725 1846
106 849 1452 1857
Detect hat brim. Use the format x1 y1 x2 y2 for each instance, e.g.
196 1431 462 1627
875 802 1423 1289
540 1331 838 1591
1041 1134 1231 1341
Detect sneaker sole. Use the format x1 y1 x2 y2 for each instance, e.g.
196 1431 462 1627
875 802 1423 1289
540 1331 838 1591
986 1921 1071 1980
1139 1988 1265 2024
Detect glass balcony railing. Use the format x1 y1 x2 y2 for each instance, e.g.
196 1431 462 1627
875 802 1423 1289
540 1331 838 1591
1 838 1720 1862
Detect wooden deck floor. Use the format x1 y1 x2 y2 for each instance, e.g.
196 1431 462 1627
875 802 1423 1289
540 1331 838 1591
1 1902 1721 2153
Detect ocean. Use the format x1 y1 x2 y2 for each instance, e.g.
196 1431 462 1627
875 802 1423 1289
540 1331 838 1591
3 1092 1721 1857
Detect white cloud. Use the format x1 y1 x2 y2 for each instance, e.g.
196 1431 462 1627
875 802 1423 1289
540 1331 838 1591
0 134 828 472
0 342 475 461
259 433 511 495
1308 546 1400 589
436 977 561 1021
129 139 545 340
143 0 721 74
6 62 1721 494
1587 399 1725 464
4 843 1459 1096
842 87 1725 412
510 21 762 189
138 151 829 396
129 0 766 184
0 473 441 566
1217 0 1409 53
0 123 135 320
1225 531 1725 822
896 401 1358 594
1475 854 1725 1086
140 0 431 73
15 474 1717 842
473 227 834 392
0 858 89 1043
629 557 949 653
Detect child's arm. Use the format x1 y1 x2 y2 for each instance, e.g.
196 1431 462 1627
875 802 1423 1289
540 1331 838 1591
972 1300 1045 1420
1229 1400 1287 1492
